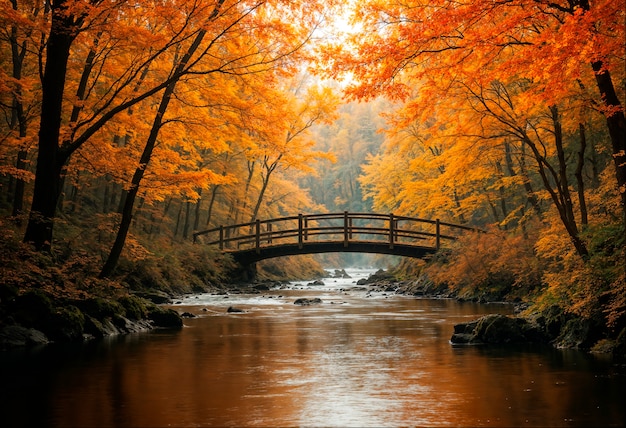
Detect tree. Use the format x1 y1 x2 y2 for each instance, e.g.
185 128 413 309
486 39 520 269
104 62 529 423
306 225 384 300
17 0 336 252
0 0 44 222
247 82 338 222
96 2 336 276
324 0 625 258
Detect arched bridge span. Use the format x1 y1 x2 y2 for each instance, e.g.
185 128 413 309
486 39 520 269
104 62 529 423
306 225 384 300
193 212 478 265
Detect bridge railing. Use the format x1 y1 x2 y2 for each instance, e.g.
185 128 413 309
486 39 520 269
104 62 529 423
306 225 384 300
193 212 478 253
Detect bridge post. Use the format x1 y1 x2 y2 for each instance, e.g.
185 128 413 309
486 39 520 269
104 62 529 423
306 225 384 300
267 223 272 244
219 226 224 250
343 211 349 247
349 216 353 239
389 213 394 249
298 214 304 249
394 219 399 242
436 218 440 250
304 216 308 241
255 219 261 254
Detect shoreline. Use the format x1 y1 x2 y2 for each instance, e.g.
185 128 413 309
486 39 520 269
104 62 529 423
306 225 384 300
2 268 625 362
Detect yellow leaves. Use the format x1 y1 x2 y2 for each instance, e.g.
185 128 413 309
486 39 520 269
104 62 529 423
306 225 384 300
424 226 542 293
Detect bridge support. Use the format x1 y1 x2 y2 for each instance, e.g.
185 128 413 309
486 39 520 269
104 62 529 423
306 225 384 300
228 261 257 283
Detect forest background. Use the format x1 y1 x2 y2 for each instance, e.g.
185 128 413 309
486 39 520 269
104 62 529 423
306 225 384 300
0 0 624 350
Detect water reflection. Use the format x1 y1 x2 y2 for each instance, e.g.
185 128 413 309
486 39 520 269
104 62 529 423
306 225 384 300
1 271 624 427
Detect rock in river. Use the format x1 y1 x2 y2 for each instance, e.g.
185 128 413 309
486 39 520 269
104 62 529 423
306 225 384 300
294 298 322 306
451 314 547 345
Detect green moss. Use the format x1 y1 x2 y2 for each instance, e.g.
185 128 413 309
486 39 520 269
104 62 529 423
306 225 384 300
45 305 85 342
117 295 148 320
76 297 124 318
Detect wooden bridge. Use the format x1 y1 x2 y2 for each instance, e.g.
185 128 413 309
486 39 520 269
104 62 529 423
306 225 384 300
193 212 478 265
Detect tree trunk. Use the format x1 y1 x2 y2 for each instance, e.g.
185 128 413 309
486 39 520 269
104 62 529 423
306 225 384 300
100 28 209 277
575 123 588 226
503 140 542 220
174 201 184 237
251 175 270 222
591 63 626 252
68 171 80 214
250 158 280 222
193 188 202 231
523 132 589 260
99 85 172 276
155 197 173 236
183 201 192 239
551 106 577 229
8 1 31 224
11 150 28 223
23 0 77 250
234 160 256 225
206 185 220 227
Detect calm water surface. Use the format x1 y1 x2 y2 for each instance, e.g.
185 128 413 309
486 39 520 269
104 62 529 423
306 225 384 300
1 268 624 427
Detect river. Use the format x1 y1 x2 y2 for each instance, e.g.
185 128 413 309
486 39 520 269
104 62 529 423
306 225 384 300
1 268 624 427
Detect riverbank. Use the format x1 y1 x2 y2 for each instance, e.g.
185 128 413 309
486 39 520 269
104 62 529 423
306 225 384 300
0 236 326 350
0 238 226 350
0 288 187 350
356 269 626 361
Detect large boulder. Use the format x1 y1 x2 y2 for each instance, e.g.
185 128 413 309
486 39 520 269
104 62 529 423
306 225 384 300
84 315 122 338
148 307 183 328
11 292 86 342
330 269 351 279
10 290 55 330
451 314 547 345
554 317 603 349
357 269 394 285
0 325 49 350
45 305 85 342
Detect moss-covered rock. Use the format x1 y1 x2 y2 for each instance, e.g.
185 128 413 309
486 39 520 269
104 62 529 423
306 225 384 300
451 314 547 345
44 305 85 342
131 290 172 304
531 305 572 341
117 295 149 320
11 290 55 329
84 315 117 338
148 306 183 328
554 317 603 350
75 297 125 319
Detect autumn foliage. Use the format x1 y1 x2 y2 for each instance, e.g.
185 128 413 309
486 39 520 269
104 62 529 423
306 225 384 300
1 0 339 274
321 0 625 330
1 0 625 344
